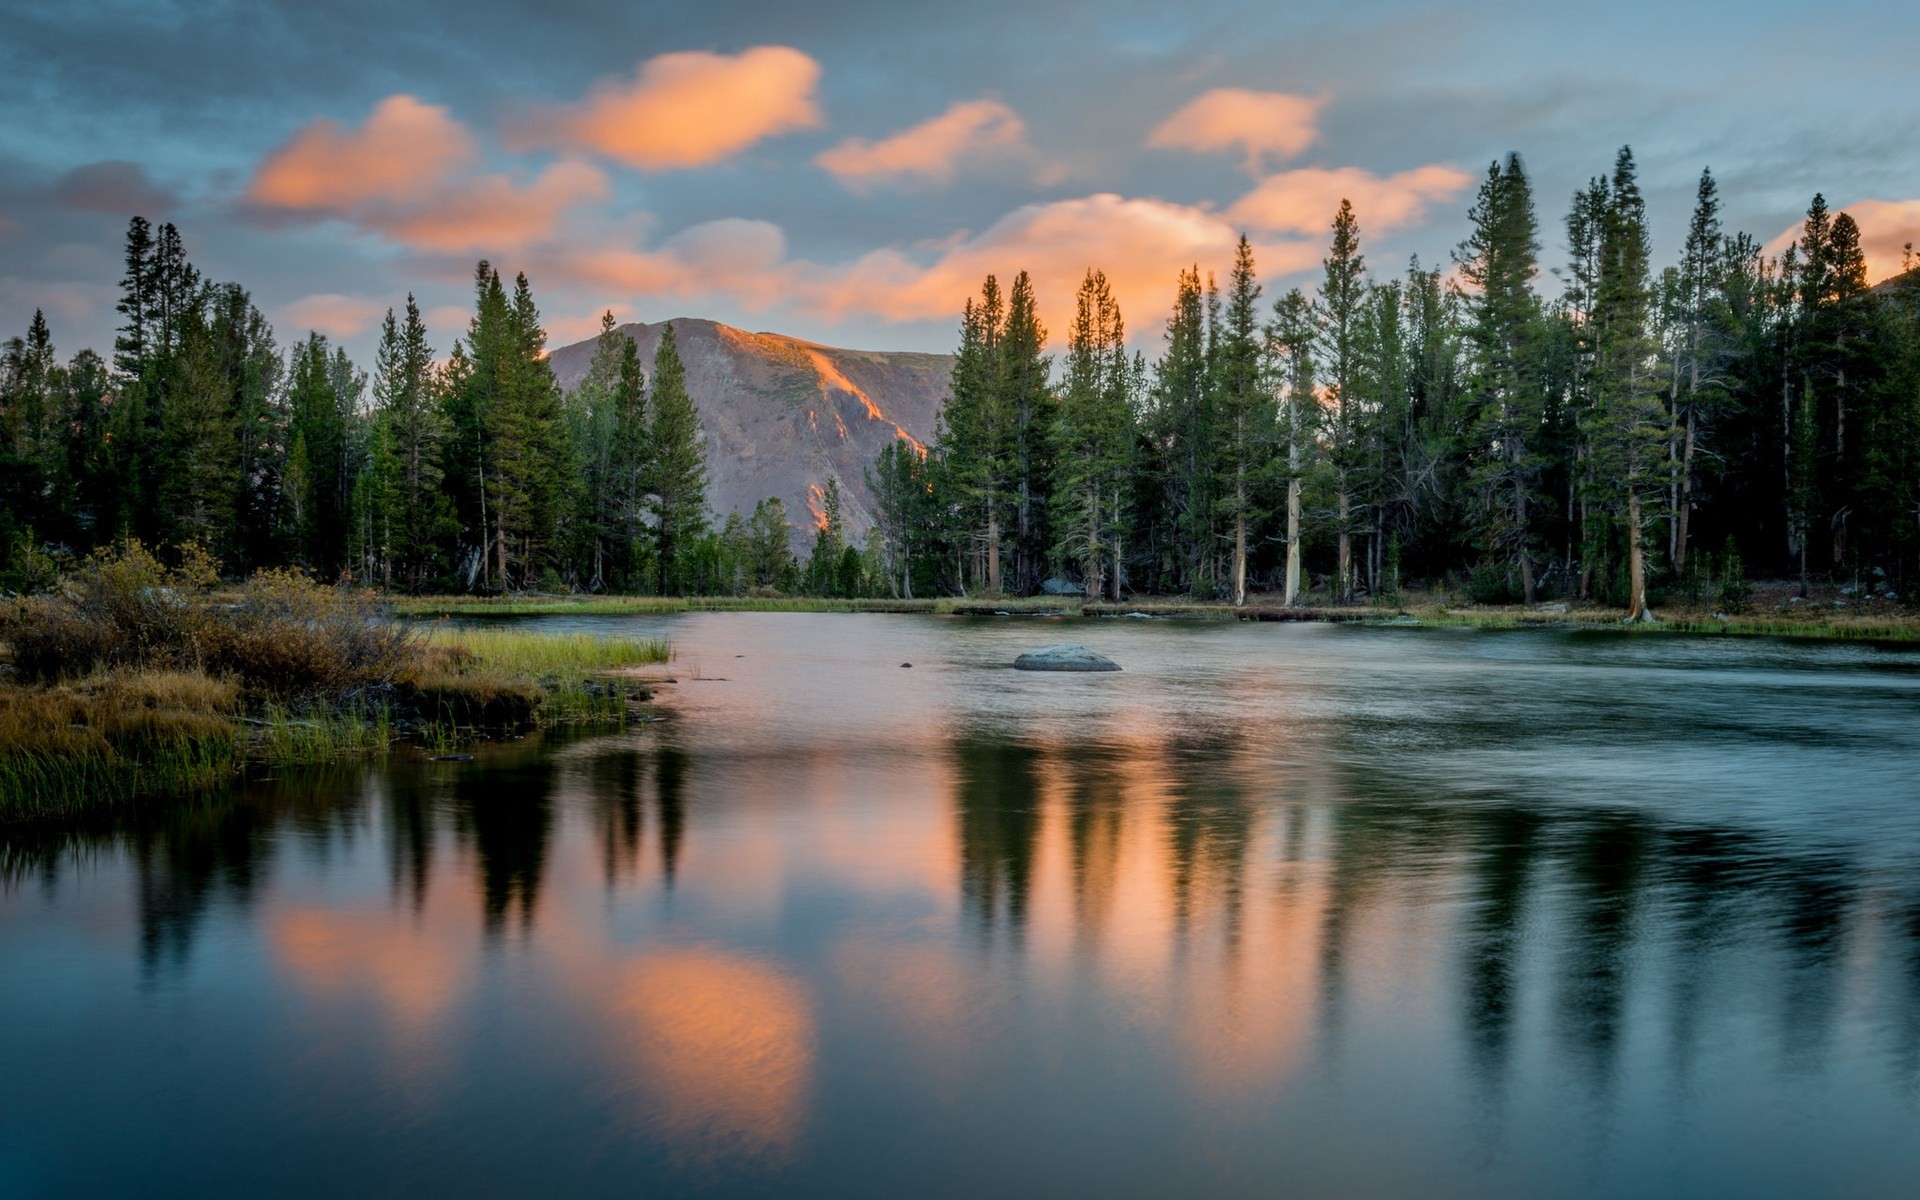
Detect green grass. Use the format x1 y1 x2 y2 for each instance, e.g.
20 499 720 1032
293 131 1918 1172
405 626 670 747
422 625 672 674
251 704 396 765
0 737 237 822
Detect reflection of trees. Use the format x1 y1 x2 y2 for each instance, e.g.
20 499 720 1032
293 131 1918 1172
130 794 274 977
1461 806 1543 1089
655 748 687 887
583 751 646 889
951 738 1042 940
452 759 556 936
384 773 436 913
1554 818 1648 1092
1160 734 1254 952
1062 744 1128 944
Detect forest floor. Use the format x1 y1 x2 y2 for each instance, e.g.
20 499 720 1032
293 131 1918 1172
393 580 1920 642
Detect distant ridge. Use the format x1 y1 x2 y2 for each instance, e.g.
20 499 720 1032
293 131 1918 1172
547 319 952 545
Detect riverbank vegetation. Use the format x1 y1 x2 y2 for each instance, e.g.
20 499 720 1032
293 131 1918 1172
0 543 669 821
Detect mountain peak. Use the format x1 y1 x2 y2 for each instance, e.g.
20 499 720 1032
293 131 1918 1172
547 320 950 547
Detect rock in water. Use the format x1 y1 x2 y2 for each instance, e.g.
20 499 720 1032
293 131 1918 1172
1013 643 1121 672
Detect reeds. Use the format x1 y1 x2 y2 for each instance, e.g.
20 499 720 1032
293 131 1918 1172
0 671 241 819
1 545 677 821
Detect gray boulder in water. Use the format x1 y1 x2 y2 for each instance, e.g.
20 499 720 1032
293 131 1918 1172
1013 643 1121 672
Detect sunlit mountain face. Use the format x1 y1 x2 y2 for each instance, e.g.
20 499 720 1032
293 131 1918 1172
4 2 1919 367
544 319 945 546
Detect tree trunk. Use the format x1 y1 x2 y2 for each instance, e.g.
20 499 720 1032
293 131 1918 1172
1232 466 1248 607
1284 477 1302 607
1515 477 1536 605
1284 399 1302 606
1626 491 1649 621
1337 485 1352 604
1675 410 1696 572
986 508 1001 595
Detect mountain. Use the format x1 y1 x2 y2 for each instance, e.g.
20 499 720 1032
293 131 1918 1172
547 319 950 548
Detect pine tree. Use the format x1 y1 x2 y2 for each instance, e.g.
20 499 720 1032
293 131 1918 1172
284 333 350 574
1267 287 1317 605
372 295 447 589
484 272 569 590
807 475 846 596
746 497 796 589
868 439 928 598
1213 236 1270 605
1317 200 1370 601
1582 146 1668 620
1002 271 1053 595
567 312 628 590
1052 269 1135 600
1665 169 1735 571
937 277 1011 592
1457 153 1547 603
0 311 63 572
159 305 238 555
1151 266 1214 593
646 322 708 594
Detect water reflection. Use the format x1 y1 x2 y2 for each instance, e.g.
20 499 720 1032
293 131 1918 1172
6 619 1920 1195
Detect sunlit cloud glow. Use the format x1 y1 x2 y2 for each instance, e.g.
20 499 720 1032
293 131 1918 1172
1146 88 1325 176
510 46 823 170
816 98 1049 191
1765 198 1920 284
1227 165 1475 237
248 95 476 210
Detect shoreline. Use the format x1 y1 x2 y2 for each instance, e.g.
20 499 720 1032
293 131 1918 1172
392 590 1920 644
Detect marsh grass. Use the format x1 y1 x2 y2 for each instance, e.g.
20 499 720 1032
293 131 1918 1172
420 627 671 674
0 671 241 819
1 546 678 821
251 703 396 766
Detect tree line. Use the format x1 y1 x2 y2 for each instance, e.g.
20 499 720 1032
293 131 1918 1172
867 147 1920 611
0 218 890 596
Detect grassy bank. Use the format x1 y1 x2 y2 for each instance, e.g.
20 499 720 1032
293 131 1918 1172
396 584 1920 641
1 545 671 822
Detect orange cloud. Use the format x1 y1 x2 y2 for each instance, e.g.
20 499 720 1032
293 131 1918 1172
1765 198 1920 284
365 161 610 253
1227 165 1474 237
511 47 822 170
797 193 1322 337
280 293 389 338
248 94 476 210
245 95 609 255
816 98 1048 191
1147 89 1324 175
535 194 1321 347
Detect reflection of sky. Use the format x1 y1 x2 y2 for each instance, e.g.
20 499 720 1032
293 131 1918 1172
3 2 1919 365
4 617 1920 1193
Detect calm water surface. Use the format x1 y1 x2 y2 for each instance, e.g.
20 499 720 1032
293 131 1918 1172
5 615 1920 1197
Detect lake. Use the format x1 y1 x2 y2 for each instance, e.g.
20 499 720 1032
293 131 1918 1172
4 614 1920 1197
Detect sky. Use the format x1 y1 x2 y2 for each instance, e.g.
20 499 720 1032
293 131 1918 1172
2 0 1918 364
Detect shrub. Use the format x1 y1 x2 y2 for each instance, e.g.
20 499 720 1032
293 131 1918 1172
199 568 418 700
1 544 418 700
1465 561 1522 606
1717 539 1753 613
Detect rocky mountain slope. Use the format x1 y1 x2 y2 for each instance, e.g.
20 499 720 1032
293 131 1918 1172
547 319 950 547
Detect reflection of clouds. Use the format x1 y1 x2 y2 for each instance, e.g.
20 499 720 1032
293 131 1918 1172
619 948 814 1167
271 905 471 1028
